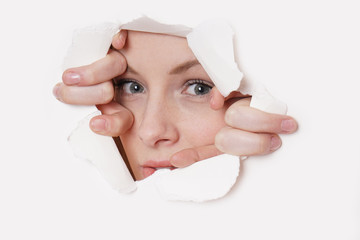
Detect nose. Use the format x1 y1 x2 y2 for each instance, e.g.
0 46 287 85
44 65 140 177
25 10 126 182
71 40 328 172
138 96 179 147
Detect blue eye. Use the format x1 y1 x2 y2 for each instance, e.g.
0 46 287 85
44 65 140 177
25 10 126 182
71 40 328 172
119 80 145 94
184 80 213 96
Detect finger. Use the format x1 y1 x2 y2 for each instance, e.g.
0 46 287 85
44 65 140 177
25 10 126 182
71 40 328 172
90 102 134 136
53 81 114 105
225 102 298 134
210 87 225 110
96 100 133 116
215 127 282 156
224 91 251 102
210 87 251 110
224 93 251 108
62 49 127 86
170 145 223 168
111 30 128 50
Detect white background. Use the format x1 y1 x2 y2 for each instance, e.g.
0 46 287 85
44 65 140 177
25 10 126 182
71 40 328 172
1 0 359 239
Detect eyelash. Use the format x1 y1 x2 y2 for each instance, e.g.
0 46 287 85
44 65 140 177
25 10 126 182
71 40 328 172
114 78 138 87
183 79 214 96
113 78 146 100
185 79 213 88
113 78 214 98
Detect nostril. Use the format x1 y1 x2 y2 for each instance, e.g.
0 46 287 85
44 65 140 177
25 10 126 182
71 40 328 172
138 124 178 147
154 138 172 146
137 104 179 147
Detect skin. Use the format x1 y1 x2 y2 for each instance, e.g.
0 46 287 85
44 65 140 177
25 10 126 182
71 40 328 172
114 31 241 180
53 30 298 179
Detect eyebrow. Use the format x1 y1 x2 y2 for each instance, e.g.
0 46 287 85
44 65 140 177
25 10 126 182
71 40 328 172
169 59 201 75
125 59 201 75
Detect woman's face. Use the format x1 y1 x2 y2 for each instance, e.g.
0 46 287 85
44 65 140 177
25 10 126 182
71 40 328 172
114 31 227 180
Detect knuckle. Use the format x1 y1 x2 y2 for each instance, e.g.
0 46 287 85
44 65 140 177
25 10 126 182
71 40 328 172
100 82 114 103
111 52 127 74
215 128 228 152
115 117 129 135
225 107 237 125
257 134 271 154
112 111 132 136
83 66 95 84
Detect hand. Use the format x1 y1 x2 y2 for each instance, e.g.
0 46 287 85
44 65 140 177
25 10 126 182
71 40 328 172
53 30 298 165
53 31 134 136
169 87 298 167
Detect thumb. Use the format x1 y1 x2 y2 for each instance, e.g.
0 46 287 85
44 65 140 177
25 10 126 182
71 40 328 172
170 145 223 168
90 101 134 136
210 87 225 110
210 87 250 110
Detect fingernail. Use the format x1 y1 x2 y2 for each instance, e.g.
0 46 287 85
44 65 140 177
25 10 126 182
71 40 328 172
63 72 80 85
52 83 61 101
90 118 107 133
281 119 297 132
270 136 282 151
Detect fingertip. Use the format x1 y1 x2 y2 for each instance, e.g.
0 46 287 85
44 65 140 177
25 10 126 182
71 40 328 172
210 87 225 110
95 101 135 135
120 30 128 44
52 83 62 101
170 149 198 168
270 134 282 151
62 69 81 85
281 118 298 133
89 117 108 134
111 33 121 49
214 129 226 153
112 30 128 49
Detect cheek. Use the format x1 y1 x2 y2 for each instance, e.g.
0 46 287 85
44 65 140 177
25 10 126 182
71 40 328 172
177 104 227 146
117 101 145 163
119 132 139 163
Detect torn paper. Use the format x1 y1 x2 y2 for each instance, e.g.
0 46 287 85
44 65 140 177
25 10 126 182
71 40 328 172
65 15 287 202
121 16 192 37
186 18 287 115
152 154 240 202
187 19 243 97
61 22 122 130
63 22 136 193
68 111 136 193
63 22 120 70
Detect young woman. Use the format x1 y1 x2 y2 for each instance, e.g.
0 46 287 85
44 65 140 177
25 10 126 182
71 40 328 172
54 30 298 180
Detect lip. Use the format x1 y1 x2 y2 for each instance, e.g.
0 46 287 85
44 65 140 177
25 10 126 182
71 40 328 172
141 160 176 179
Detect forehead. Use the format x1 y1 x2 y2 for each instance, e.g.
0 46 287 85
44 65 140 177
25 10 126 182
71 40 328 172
121 31 196 63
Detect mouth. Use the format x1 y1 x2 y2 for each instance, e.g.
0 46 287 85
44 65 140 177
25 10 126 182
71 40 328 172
141 160 177 179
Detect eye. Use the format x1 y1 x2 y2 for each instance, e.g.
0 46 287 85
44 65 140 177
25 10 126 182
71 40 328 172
117 80 145 95
183 79 213 96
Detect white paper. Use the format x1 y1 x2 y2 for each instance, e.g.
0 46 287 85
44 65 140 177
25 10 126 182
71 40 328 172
121 15 192 37
152 154 240 202
68 111 136 193
187 19 243 97
63 22 120 70
187 19 287 115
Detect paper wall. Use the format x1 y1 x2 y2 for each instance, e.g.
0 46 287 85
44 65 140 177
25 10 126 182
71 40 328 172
2 1 359 239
